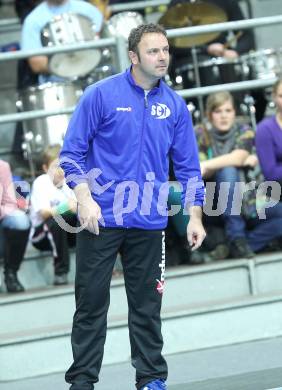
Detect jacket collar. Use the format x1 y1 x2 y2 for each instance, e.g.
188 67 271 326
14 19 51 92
125 66 162 96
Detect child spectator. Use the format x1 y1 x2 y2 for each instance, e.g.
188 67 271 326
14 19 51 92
29 144 77 285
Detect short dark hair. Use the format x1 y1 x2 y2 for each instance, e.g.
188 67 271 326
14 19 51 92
128 23 167 53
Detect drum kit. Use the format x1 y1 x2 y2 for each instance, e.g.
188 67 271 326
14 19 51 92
158 1 282 123
18 10 145 167
159 2 228 48
159 1 282 83
18 1 282 166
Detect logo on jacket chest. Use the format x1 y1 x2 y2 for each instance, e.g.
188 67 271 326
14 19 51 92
116 106 132 112
151 103 171 119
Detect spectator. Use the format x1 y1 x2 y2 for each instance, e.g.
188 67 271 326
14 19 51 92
20 0 103 85
13 0 104 171
169 0 255 61
29 144 77 285
166 0 266 121
167 0 254 90
13 0 43 161
256 79 282 187
167 181 230 264
0 160 30 293
198 91 282 258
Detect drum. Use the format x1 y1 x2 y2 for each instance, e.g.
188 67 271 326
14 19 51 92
241 48 282 80
82 63 115 88
41 13 101 78
17 82 83 155
102 11 144 40
174 56 246 89
100 12 144 77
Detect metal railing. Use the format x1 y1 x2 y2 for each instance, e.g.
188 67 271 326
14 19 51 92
166 15 282 38
0 78 277 125
177 78 277 99
0 36 129 67
1 14 281 66
0 0 260 33
0 0 170 32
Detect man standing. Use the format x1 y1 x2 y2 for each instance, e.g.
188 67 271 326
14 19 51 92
60 23 206 390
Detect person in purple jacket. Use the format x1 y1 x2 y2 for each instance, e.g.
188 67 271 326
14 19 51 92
60 23 206 390
256 79 282 187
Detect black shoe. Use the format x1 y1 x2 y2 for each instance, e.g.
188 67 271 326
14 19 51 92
210 243 230 260
262 238 282 253
229 238 255 259
54 273 68 286
189 250 206 265
4 270 25 293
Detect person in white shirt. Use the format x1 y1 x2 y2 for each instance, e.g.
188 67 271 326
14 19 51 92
30 144 77 285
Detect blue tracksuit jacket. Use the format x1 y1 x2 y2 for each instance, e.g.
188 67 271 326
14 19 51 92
60 67 205 229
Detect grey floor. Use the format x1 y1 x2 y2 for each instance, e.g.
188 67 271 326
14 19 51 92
172 369 282 390
2 337 282 390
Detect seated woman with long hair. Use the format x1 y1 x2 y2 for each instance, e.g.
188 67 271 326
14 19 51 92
198 91 282 258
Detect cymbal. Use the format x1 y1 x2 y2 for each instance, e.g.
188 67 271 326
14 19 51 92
159 1 227 48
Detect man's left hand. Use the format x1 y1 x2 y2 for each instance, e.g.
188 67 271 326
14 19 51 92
187 216 206 251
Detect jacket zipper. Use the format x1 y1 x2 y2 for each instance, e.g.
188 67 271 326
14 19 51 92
137 93 148 176
130 93 148 226
144 93 148 108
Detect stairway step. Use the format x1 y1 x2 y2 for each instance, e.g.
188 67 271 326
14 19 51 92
1 292 282 381
1 252 282 382
1 291 282 345
2 253 282 334
0 277 127 335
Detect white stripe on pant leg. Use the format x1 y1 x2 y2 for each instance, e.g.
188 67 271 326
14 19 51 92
45 225 58 258
156 230 166 294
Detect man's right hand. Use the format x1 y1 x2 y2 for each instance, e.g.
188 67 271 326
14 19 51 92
78 198 102 235
73 183 103 235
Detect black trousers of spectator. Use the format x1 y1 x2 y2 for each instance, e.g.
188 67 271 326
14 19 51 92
65 228 168 390
32 215 76 276
3 227 30 272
